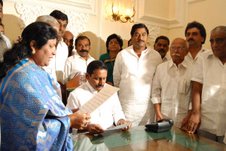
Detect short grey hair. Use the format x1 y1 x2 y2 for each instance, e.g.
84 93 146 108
36 15 59 28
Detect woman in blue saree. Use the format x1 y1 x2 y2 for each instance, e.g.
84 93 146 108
0 22 90 151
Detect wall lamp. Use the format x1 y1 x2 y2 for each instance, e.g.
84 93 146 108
107 0 135 23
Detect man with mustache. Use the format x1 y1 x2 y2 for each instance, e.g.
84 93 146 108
180 21 209 132
154 35 170 62
151 38 192 127
64 35 94 86
185 26 226 144
184 21 209 63
113 23 162 126
66 60 131 134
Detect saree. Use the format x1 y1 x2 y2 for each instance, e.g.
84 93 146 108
0 58 73 151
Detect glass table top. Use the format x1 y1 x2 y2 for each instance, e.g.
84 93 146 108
72 126 225 151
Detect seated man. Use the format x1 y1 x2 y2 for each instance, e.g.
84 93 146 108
66 60 131 134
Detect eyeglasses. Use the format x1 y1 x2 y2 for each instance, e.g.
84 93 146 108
170 46 186 51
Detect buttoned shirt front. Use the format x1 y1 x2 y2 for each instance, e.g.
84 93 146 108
192 51 226 137
185 48 209 64
151 59 192 127
64 51 95 82
113 46 162 126
66 82 125 130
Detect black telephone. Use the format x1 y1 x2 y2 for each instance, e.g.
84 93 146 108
145 119 174 133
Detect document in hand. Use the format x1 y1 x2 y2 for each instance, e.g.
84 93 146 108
78 84 119 113
104 123 130 133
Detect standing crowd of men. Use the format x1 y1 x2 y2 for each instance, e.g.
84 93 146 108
1 0 226 148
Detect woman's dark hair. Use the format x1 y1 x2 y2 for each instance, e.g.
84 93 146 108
106 33 123 53
87 60 107 75
0 21 57 79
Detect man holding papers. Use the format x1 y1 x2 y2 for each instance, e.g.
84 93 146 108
67 60 131 134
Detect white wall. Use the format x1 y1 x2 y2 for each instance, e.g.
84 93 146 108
2 0 226 58
168 0 226 49
2 0 136 59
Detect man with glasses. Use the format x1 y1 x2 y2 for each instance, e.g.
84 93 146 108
151 38 192 127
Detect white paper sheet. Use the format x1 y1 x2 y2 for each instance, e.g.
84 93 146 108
78 84 119 113
104 123 130 133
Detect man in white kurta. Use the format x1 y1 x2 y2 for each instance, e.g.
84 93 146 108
187 26 226 144
67 60 130 133
67 82 125 130
113 23 162 126
180 21 209 128
151 38 192 127
64 35 94 83
64 51 94 81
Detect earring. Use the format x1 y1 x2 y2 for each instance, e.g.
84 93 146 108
32 49 36 54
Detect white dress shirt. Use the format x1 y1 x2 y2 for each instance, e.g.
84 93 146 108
184 48 209 110
151 59 192 127
162 52 171 62
55 40 68 83
64 51 95 82
192 51 226 138
66 82 126 130
113 46 162 126
185 48 209 64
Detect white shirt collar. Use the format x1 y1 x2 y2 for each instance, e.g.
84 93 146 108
86 81 98 94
